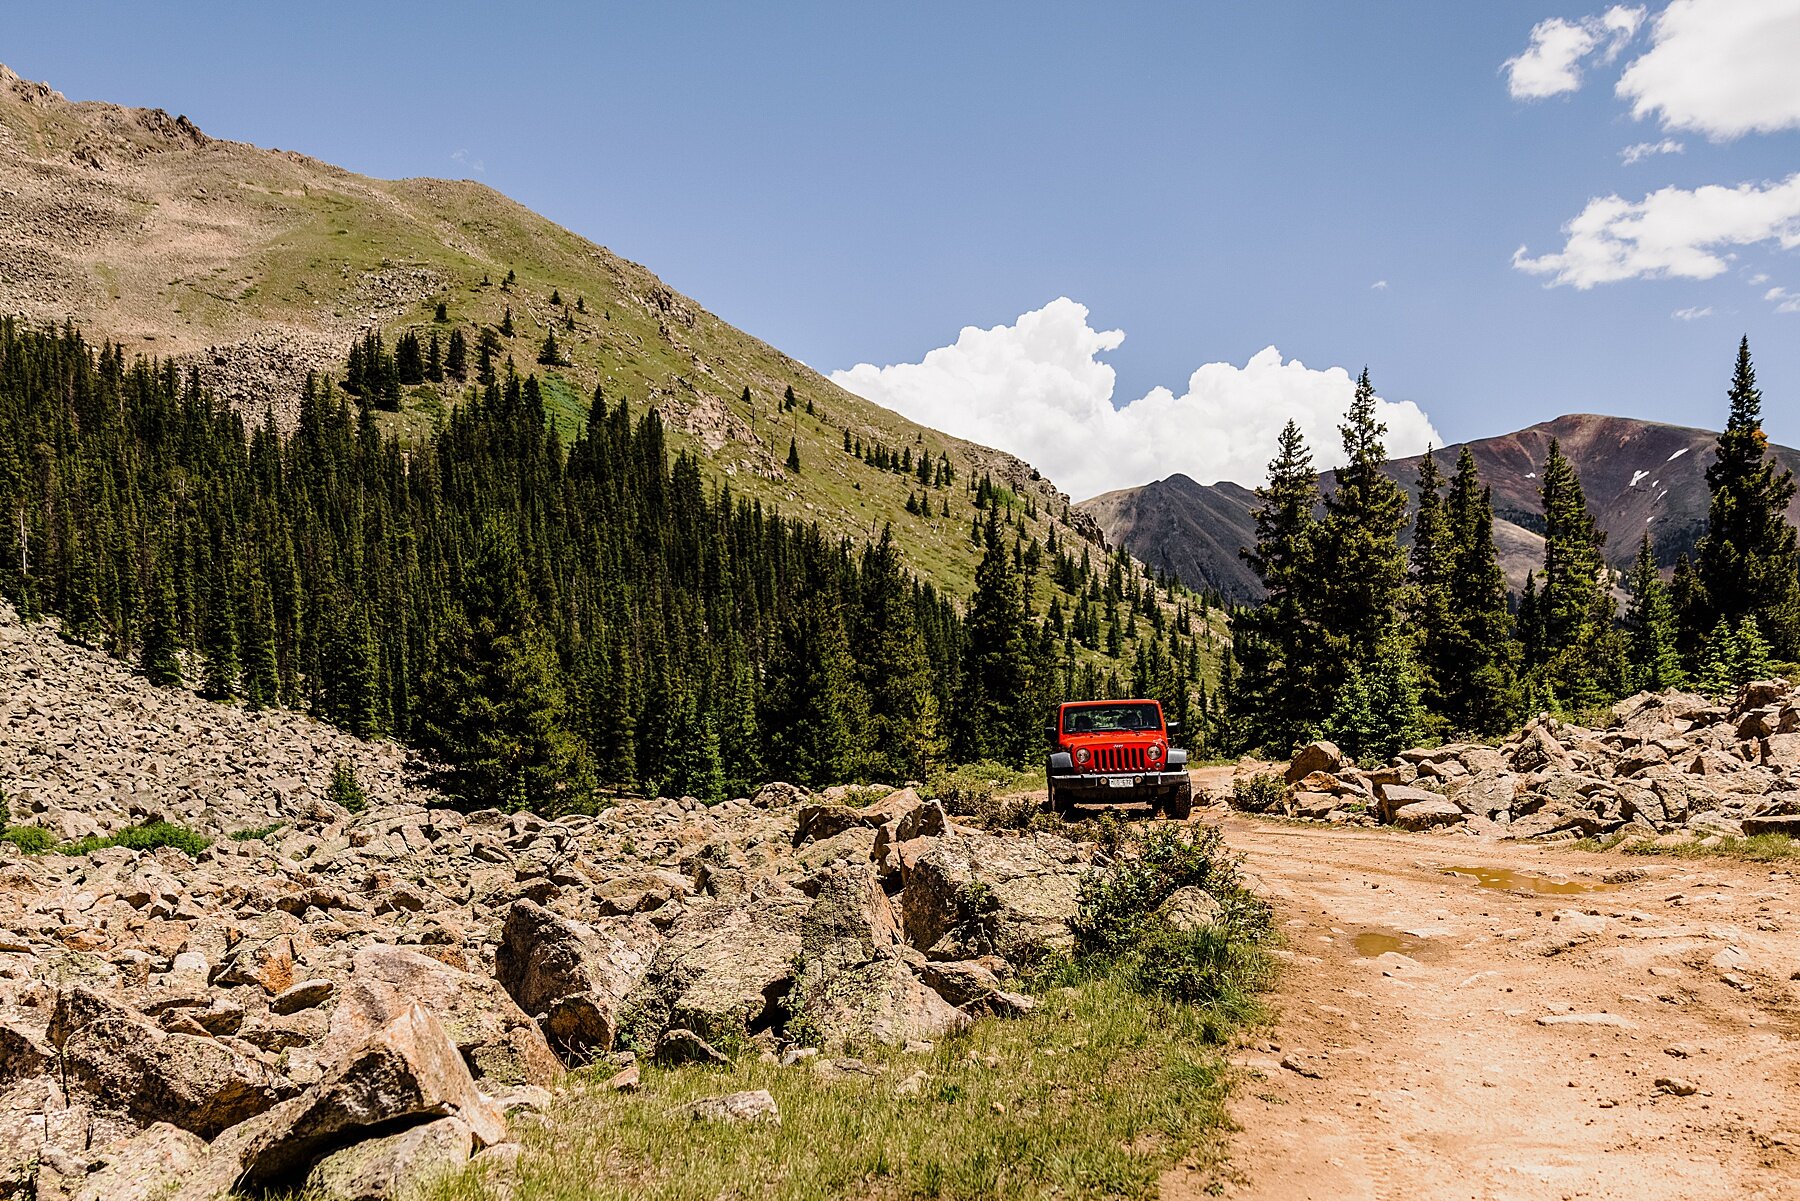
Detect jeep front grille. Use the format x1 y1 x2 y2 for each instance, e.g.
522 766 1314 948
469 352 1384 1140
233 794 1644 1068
1094 745 1145 773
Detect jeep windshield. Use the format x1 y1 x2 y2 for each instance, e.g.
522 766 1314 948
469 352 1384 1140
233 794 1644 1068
1061 703 1161 734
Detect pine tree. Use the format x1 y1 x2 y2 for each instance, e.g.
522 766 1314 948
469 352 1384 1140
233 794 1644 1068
1324 622 1421 763
445 328 468 381
1231 419 1325 747
854 527 944 781
1439 449 1517 733
434 301 448 323
952 514 1038 763
140 555 183 687
760 586 866 785
538 329 562 366
242 569 280 711
786 437 801 474
1537 439 1620 706
1408 450 1453 729
425 330 443 382
499 306 514 338
199 555 239 701
1311 371 1409 713
1692 336 1800 656
1625 534 1684 692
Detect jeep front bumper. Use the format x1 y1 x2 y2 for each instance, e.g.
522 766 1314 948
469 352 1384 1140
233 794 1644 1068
1048 772 1191 802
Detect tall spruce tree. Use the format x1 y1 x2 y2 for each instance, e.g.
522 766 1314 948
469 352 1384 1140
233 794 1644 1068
952 513 1037 763
140 554 183 687
1625 534 1684 692
1408 450 1454 731
1537 439 1622 707
1312 370 1410 703
760 586 866 786
1691 336 1799 657
1440 449 1517 733
1230 420 1323 752
854 527 944 781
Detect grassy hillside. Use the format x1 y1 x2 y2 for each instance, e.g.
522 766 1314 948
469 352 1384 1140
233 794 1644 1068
0 64 1227 691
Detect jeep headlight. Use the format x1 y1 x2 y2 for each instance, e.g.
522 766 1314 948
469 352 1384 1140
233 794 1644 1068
1147 742 1165 763
1075 747 1090 766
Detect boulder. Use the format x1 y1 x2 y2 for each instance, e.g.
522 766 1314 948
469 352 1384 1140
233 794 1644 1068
797 953 968 1048
71 1122 206 1201
1391 799 1466 831
915 958 1010 1008
624 894 807 1046
688 1089 779 1125
302 1115 474 1201
751 782 810 809
1157 885 1224 931
233 1003 505 1188
328 945 561 1087
493 900 660 1064
899 832 1085 964
1375 784 1443 823
654 1028 728 1067
1285 742 1343 784
1742 814 1800 837
51 986 292 1138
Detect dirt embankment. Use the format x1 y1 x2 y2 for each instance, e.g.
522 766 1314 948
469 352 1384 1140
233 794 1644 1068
1169 772 1799 1201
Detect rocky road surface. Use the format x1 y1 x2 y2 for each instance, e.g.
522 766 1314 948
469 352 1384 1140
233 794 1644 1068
1167 768 1800 1201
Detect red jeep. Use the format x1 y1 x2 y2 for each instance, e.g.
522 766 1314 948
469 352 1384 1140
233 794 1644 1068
1046 699 1192 819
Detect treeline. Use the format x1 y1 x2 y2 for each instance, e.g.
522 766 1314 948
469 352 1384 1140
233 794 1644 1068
1222 339 1795 762
0 320 1212 811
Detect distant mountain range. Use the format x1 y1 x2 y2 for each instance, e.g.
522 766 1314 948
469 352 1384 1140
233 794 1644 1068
1081 414 1800 603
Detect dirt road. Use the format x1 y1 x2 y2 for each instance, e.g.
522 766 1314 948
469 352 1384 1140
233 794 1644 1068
1165 774 1800 1201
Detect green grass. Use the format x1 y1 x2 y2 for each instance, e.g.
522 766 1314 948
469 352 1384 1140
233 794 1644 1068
1571 831 1800 862
0 820 211 859
228 822 285 842
425 971 1250 1201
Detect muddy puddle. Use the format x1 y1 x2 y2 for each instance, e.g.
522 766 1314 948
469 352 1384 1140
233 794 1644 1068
1441 865 1616 895
1353 931 1431 958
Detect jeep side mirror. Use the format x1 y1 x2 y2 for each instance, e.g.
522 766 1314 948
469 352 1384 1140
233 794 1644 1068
1043 723 1057 737
1166 720 1181 733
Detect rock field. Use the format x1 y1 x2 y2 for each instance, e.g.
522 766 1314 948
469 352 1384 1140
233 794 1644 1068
1245 684 1800 843
0 604 1094 1199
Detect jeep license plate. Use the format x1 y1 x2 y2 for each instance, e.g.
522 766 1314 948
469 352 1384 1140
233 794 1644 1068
1107 776 1135 789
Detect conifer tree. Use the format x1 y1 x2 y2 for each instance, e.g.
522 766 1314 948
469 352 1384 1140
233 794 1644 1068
1537 439 1620 705
786 437 801 474
200 556 239 701
434 301 448 323
538 329 562 366
425 331 443 383
1440 449 1516 733
1408 450 1453 728
445 328 468 381
499 307 514 338
1692 337 1799 656
242 570 280 711
1625 534 1684 692
952 514 1038 763
1312 371 1409 706
140 554 183 687
854 527 944 780
760 587 865 785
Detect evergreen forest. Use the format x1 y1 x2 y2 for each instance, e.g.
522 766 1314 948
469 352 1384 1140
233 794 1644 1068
0 320 1217 812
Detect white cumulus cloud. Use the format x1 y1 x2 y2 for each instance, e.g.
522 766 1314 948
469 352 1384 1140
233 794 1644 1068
1504 6 1645 99
828 298 1441 498
1619 138 1684 164
1617 0 1800 139
1512 172 1800 288
1670 305 1713 319
1767 286 1800 313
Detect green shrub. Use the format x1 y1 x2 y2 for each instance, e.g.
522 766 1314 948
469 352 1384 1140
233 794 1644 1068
329 759 368 814
229 822 285 842
925 761 1039 813
1129 922 1273 1011
57 821 211 859
1071 824 1271 962
1 826 53 854
1229 772 1287 813
0 782 9 829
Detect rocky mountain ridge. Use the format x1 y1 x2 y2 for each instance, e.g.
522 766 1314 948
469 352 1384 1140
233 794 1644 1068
1084 413 1800 601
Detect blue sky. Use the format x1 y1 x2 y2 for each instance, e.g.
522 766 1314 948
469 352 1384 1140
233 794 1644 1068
5 2 1798 493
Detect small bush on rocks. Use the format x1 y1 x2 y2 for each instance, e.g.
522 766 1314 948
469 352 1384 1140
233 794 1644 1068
58 821 211 859
1 826 54 855
925 761 1041 814
329 759 368 813
1230 772 1287 812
